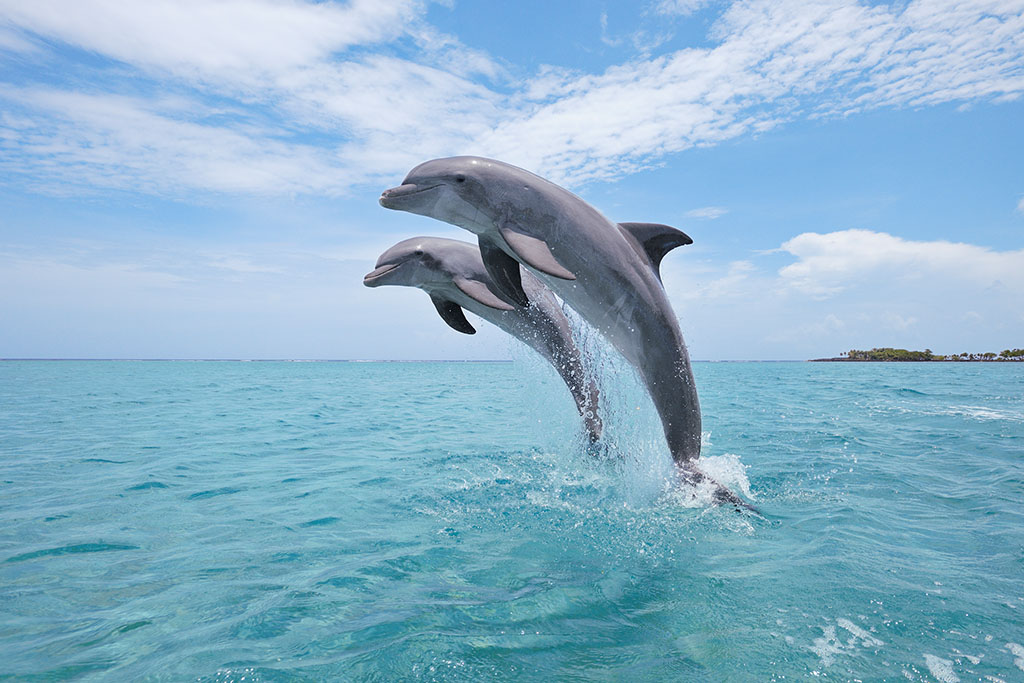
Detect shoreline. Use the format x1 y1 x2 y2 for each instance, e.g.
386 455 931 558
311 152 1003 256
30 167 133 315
809 358 1021 362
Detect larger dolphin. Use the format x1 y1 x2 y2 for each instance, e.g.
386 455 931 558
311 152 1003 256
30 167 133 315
363 236 602 443
379 157 750 507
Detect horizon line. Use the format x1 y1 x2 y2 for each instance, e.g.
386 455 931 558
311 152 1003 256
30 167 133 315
0 357 811 363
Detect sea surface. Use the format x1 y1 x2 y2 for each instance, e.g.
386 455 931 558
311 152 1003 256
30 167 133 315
1 358 1022 681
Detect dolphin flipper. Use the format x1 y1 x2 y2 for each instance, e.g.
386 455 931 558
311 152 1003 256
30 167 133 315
498 224 576 280
453 275 516 311
618 223 692 281
478 238 530 307
430 294 477 334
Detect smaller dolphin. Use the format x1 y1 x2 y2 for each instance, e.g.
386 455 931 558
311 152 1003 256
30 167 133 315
363 236 602 442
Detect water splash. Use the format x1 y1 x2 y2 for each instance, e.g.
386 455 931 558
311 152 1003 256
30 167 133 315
505 305 756 512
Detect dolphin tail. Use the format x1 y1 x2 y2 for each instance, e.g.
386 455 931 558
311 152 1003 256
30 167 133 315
678 464 761 514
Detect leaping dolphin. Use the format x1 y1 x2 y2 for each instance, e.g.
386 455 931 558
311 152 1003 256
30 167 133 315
379 156 752 509
363 236 602 443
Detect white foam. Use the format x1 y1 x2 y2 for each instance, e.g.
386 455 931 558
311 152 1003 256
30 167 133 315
1007 642 1024 671
940 405 1023 422
811 625 843 667
698 453 754 500
807 617 888 669
837 617 884 647
923 654 959 683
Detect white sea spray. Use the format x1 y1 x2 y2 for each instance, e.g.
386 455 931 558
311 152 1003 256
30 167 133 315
922 654 958 683
1007 643 1024 671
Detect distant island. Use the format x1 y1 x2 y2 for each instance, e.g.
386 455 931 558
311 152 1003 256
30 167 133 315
811 347 1024 362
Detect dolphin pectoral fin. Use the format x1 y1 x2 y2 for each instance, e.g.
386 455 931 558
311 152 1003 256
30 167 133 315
478 238 530 307
430 294 477 334
497 225 576 280
618 222 692 280
453 276 516 311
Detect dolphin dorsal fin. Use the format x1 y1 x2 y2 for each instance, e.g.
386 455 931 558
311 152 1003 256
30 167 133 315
430 295 476 334
453 275 515 311
618 222 692 280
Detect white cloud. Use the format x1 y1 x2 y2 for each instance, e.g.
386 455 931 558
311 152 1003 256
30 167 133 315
763 312 844 344
0 0 422 82
777 229 1024 296
672 259 754 301
600 11 621 47
1 0 1023 194
1017 195 1024 213
0 25 38 52
655 0 714 18
661 228 1024 358
483 0 1024 183
685 206 728 219
4 228 1022 359
0 88 349 195
881 311 917 331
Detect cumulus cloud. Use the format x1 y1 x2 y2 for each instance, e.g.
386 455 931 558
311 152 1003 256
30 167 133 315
660 228 1024 358
1 0 1023 194
777 229 1024 296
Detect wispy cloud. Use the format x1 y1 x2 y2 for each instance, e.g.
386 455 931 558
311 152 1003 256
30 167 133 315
685 206 728 219
654 0 715 18
0 88 350 195
0 0 423 82
1 0 1023 195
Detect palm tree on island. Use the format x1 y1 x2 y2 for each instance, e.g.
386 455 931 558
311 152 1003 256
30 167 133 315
811 347 1024 361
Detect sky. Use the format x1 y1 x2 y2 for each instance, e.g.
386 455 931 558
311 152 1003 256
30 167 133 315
1 0 1022 360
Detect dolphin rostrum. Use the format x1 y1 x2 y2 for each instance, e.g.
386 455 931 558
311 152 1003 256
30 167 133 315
379 157 752 508
363 236 602 443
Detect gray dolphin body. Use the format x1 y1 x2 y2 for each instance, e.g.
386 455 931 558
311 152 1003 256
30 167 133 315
364 236 602 442
379 157 750 508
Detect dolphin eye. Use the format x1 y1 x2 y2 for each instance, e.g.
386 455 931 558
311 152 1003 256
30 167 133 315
454 175 466 183
414 249 423 256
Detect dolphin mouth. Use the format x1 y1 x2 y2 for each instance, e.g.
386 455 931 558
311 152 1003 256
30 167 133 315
362 262 401 286
379 183 440 208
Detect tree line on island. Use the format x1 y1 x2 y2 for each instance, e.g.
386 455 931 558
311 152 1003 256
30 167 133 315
812 347 1024 362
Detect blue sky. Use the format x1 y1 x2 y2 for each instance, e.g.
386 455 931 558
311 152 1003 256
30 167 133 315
1 0 1022 360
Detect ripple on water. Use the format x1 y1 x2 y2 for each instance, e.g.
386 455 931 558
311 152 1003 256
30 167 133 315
0 360 1022 680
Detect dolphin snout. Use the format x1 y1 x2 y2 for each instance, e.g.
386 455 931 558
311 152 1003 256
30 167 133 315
362 262 400 287
379 183 438 209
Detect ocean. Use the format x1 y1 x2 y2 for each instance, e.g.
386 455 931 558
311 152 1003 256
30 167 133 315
1 358 1022 681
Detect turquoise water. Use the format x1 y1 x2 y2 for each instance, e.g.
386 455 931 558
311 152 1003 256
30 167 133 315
1 359 1022 681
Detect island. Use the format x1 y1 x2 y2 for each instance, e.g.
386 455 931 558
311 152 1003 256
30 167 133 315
811 347 1024 362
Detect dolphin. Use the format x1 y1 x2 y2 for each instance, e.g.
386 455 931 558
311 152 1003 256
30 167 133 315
363 236 603 443
379 157 752 509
